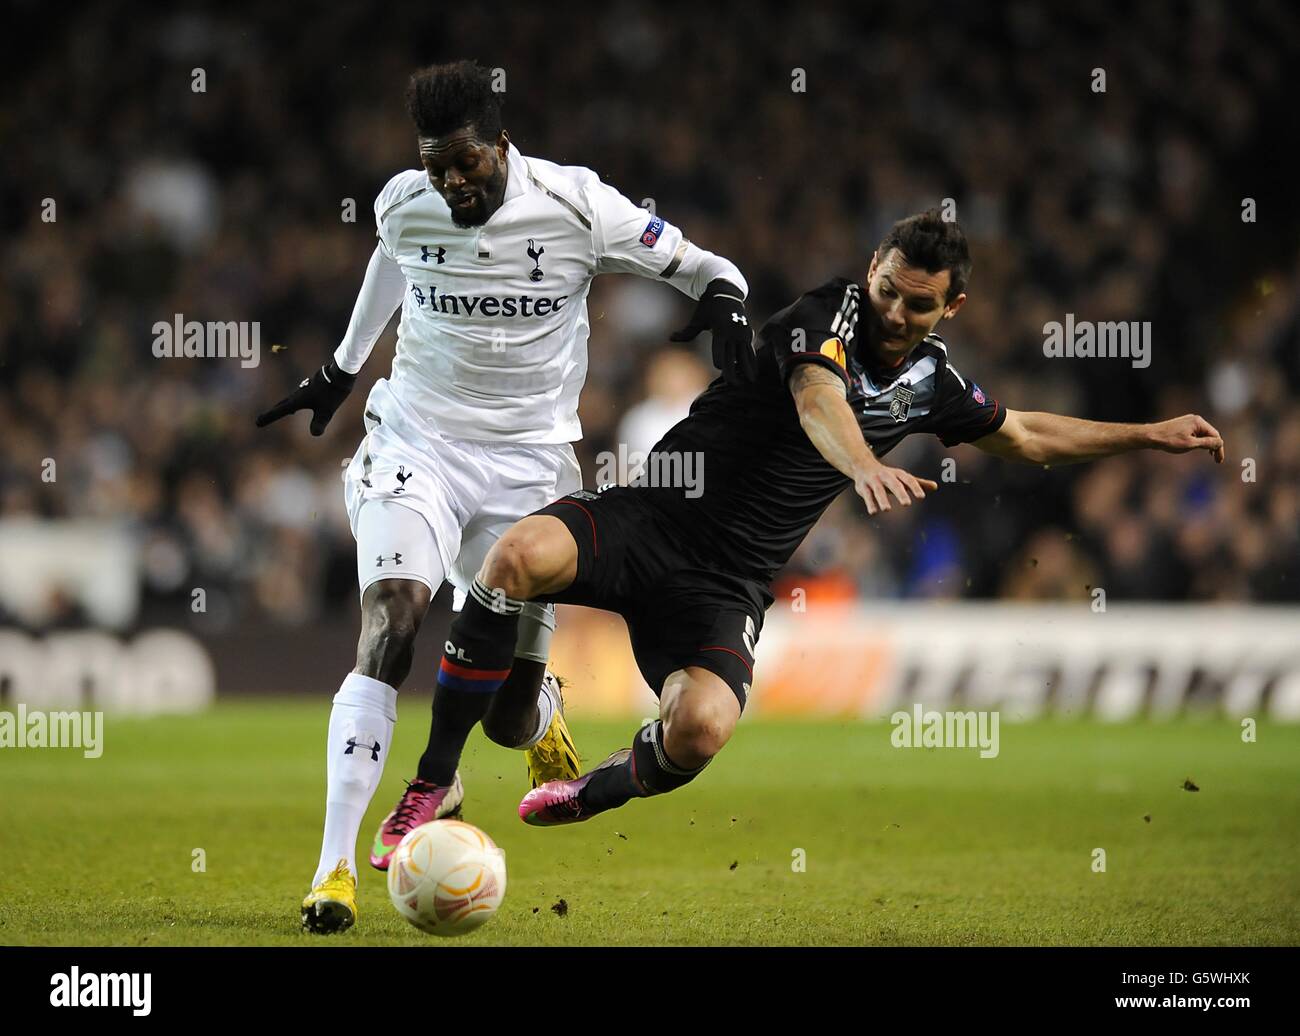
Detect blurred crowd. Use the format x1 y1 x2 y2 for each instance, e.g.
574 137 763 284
2 1 1298 631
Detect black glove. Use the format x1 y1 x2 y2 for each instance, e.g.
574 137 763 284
255 359 357 436
670 279 757 385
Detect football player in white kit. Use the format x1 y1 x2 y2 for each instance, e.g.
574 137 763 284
255 61 755 933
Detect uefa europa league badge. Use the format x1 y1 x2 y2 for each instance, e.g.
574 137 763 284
527 239 545 281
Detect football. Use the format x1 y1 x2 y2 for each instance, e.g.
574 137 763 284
386 820 507 936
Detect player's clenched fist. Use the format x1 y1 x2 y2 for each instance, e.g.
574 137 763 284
256 359 357 436
670 279 758 385
854 464 938 515
1148 414 1226 463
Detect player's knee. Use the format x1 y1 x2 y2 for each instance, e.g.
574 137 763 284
662 689 737 762
480 531 546 600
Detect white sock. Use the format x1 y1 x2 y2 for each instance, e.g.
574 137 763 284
518 670 557 749
312 673 398 886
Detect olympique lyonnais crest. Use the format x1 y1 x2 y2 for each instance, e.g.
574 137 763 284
889 384 915 422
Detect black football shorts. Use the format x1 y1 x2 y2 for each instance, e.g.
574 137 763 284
533 486 771 708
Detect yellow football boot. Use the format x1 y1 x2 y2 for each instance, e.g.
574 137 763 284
301 859 357 934
525 671 581 789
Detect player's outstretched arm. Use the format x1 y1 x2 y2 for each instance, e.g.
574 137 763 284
974 409 1226 465
789 363 938 515
255 244 405 435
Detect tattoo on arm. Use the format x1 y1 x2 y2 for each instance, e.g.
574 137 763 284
789 362 847 401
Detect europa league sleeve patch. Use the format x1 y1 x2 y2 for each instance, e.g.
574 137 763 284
819 336 847 370
639 216 664 247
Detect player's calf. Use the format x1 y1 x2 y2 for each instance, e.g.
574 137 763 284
480 658 549 748
414 518 579 791
519 667 739 825
356 579 431 686
414 578 524 786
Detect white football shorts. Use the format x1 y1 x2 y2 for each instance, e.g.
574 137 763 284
344 378 582 614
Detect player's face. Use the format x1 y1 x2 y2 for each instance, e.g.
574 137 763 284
864 249 966 365
418 128 509 228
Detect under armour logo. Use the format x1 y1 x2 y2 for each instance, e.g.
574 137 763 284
640 723 657 744
377 553 403 566
526 239 545 282
345 736 381 761
731 312 748 326
394 466 413 493
421 245 446 264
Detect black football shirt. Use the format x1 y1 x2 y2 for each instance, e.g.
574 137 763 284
635 276 1006 586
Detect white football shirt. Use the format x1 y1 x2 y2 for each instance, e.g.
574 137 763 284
334 143 744 443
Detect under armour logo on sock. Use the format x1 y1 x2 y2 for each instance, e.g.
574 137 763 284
376 553 403 566
345 736 381 761
731 312 747 325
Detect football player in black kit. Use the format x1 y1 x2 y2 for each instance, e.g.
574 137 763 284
429 209 1227 826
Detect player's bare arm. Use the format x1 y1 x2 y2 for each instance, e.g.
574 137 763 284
974 409 1226 466
789 362 937 514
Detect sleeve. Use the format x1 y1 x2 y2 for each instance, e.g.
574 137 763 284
332 244 407 374
765 291 853 392
372 170 424 261
587 179 746 298
930 359 1005 446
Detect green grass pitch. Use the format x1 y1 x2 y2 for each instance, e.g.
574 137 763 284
1 699 1297 946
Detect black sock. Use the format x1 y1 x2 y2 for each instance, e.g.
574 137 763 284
581 721 709 811
417 685 494 785
417 579 522 784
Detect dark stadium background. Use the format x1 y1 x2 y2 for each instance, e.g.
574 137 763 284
2 1 1298 690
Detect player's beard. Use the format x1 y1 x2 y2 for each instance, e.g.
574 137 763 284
449 165 507 228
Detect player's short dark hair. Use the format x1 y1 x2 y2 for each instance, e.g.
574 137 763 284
875 209 971 302
406 60 503 142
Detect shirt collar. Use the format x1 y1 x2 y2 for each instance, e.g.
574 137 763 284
503 142 528 204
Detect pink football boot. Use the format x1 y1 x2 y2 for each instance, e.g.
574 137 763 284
519 750 632 826
369 773 464 870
